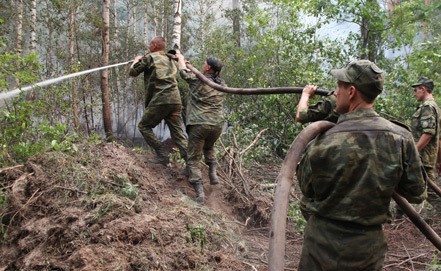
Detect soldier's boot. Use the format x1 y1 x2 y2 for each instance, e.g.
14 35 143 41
193 182 205 204
207 162 219 185
150 146 170 166
181 166 190 177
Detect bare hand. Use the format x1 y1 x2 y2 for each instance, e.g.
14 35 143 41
302 84 318 97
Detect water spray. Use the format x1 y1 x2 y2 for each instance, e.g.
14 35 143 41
0 60 133 101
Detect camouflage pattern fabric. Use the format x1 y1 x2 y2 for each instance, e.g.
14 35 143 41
298 215 386 271
138 104 187 160
411 97 441 212
129 51 181 106
411 98 440 169
179 70 227 126
297 108 426 270
297 95 339 124
186 124 222 185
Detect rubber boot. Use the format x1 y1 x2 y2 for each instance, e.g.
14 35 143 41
208 162 219 185
193 183 205 204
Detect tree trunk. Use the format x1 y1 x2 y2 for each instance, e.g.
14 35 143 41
153 3 157 36
101 0 113 140
232 0 241 47
69 0 80 129
172 0 182 52
29 0 37 52
144 0 149 47
113 0 124 135
15 0 23 54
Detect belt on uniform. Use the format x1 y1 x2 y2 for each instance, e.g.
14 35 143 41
315 214 382 231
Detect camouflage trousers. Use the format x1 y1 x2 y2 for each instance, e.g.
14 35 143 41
138 104 187 160
187 124 222 185
298 215 387 271
425 167 441 213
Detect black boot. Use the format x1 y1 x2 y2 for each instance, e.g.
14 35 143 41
193 183 205 204
208 162 219 185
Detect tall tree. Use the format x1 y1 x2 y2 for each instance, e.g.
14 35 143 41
172 0 182 51
232 0 241 47
101 0 113 140
29 0 37 52
69 0 79 129
15 0 23 54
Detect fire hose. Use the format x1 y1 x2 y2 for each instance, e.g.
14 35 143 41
267 121 441 271
184 62 332 96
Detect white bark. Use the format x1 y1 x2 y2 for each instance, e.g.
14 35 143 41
29 0 37 52
153 3 157 36
15 0 23 54
143 1 148 47
172 0 182 52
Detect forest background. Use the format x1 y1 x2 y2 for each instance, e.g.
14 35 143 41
0 0 441 165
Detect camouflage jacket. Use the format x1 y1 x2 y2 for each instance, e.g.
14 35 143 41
297 108 426 226
129 51 181 107
297 95 339 124
179 69 227 127
411 97 440 169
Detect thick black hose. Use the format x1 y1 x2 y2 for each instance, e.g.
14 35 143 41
184 62 332 96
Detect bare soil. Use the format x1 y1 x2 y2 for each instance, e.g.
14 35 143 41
0 141 439 270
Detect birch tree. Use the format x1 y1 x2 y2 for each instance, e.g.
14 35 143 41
15 0 23 54
101 0 113 140
29 0 37 52
172 0 182 52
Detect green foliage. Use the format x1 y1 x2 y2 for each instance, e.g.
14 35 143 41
287 201 307 233
121 180 139 200
185 224 207 252
427 254 441 271
0 97 80 165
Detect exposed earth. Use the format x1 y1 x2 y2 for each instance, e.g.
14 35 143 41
0 141 439 270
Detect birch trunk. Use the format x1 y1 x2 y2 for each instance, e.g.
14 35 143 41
153 3 157 36
15 0 23 54
172 0 182 52
29 0 37 52
143 1 148 47
101 0 113 140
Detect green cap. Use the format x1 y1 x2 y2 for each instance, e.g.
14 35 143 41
331 60 384 99
411 76 434 91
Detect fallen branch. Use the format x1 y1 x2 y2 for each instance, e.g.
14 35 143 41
383 253 428 269
240 128 268 156
0 165 24 173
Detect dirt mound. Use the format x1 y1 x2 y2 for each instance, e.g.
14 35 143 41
0 142 439 271
0 143 255 270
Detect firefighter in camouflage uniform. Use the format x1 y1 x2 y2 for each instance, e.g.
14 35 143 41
176 53 227 204
410 76 441 213
296 60 426 271
129 36 187 165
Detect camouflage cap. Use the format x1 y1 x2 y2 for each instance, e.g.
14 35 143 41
331 60 384 99
206 56 223 72
411 76 434 91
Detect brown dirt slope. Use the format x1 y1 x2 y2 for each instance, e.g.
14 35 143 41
0 142 439 271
